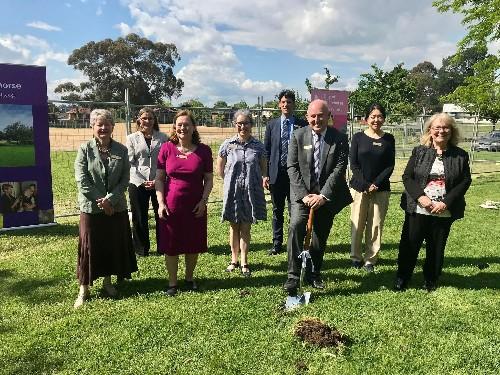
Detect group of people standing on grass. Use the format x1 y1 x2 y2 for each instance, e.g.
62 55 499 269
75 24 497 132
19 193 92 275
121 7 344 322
73 89 471 308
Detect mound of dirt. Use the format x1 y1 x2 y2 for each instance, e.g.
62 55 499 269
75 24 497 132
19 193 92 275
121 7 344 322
294 317 348 348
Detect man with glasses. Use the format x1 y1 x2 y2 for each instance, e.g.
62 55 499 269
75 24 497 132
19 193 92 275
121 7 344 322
283 99 352 295
263 90 307 255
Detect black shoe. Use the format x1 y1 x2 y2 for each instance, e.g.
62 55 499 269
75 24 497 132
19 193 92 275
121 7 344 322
393 277 408 292
268 246 282 256
136 252 149 257
283 278 298 295
165 285 178 297
184 280 198 291
352 260 363 269
308 277 325 289
364 264 375 273
423 280 437 292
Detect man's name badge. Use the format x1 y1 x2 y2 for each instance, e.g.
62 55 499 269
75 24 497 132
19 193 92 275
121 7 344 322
373 142 382 147
176 154 188 159
304 145 313 150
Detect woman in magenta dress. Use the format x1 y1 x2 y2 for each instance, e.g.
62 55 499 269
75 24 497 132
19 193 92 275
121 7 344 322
155 110 213 296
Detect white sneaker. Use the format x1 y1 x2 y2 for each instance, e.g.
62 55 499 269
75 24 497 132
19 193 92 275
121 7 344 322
73 291 89 309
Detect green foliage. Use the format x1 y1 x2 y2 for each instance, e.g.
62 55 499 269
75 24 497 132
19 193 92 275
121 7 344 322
180 98 205 108
213 100 229 108
433 0 500 50
409 61 441 114
436 45 489 96
232 100 249 109
2 121 33 144
55 33 184 104
442 55 500 124
305 67 339 93
349 63 416 119
1 173 500 374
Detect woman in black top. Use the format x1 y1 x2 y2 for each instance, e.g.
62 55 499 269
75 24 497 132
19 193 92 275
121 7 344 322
394 113 471 292
349 103 395 272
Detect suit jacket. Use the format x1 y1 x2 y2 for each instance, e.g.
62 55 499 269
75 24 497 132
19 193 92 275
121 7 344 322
75 138 130 214
287 126 352 215
126 130 168 186
264 116 307 184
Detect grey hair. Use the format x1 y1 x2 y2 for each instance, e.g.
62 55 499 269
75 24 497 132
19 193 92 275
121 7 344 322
90 109 114 127
233 109 253 125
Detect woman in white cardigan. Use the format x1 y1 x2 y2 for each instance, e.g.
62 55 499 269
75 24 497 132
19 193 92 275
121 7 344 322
127 108 168 256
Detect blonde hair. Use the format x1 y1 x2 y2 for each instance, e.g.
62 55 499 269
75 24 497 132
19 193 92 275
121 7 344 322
90 109 114 127
420 113 460 147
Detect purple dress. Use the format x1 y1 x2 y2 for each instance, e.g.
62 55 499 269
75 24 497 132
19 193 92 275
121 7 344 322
157 142 213 255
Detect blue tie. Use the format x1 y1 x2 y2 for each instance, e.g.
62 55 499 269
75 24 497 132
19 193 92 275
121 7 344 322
280 119 290 167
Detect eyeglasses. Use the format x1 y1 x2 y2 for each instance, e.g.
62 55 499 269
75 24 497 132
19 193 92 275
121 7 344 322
431 126 451 132
235 121 251 126
140 117 154 121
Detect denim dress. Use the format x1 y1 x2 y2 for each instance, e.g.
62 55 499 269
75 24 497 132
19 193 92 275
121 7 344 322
219 136 267 223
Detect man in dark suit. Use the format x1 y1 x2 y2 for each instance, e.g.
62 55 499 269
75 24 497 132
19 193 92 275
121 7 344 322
283 99 352 295
263 90 307 255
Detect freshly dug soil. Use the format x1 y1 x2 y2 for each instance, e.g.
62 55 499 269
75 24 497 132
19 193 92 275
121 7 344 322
294 317 348 348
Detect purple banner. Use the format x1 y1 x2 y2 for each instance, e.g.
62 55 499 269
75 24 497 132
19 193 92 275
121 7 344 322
0 63 54 230
311 89 349 131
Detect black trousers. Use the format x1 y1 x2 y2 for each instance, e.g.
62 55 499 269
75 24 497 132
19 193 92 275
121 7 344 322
397 212 453 283
287 201 336 280
269 168 291 249
128 183 160 255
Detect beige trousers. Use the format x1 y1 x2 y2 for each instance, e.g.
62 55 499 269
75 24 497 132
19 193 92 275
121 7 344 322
350 189 390 265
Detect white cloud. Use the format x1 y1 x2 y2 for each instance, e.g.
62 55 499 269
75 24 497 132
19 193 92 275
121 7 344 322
26 21 62 32
118 0 466 103
48 75 87 100
0 34 68 68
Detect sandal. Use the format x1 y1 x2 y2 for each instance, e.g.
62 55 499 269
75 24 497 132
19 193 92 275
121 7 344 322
225 262 240 272
241 264 251 278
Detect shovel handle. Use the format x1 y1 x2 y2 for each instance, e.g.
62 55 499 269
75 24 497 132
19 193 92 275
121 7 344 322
303 209 315 251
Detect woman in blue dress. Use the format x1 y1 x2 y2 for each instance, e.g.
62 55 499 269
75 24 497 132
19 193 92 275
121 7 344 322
216 109 267 277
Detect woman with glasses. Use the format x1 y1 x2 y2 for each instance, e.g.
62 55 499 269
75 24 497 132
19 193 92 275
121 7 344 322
394 113 471 292
216 109 267 277
126 108 168 256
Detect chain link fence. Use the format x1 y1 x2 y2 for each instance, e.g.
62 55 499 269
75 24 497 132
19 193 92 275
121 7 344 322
48 100 499 217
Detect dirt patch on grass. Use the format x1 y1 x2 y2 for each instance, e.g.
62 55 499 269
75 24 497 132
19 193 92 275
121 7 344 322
294 317 348 348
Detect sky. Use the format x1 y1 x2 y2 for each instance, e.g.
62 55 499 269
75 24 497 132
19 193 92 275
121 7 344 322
0 0 474 106
0 105 33 130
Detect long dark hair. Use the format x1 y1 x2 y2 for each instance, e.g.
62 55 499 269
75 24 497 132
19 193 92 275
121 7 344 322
364 103 386 120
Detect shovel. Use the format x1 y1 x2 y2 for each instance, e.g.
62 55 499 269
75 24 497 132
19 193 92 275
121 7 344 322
285 208 315 311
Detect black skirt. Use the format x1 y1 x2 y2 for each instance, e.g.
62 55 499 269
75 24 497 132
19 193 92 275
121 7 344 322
77 211 138 285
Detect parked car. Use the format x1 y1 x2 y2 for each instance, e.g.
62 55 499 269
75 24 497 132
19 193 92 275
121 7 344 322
472 131 500 152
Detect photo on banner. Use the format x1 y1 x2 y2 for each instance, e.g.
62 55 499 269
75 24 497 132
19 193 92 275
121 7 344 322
0 63 55 230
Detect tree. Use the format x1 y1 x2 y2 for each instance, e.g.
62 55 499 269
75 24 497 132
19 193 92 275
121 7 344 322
409 61 440 113
180 98 205 108
3 122 33 144
436 45 489 96
349 63 416 119
433 0 500 51
232 100 249 109
213 100 229 108
442 55 500 125
305 67 339 93
54 33 184 104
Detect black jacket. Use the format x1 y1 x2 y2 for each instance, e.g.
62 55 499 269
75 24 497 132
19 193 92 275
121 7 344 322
400 145 471 220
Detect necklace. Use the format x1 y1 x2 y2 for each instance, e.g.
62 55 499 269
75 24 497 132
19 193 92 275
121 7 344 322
177 144 194 153
96 140 111 156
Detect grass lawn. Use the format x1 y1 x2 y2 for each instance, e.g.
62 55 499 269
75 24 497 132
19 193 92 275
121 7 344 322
0 144 35 167
1 154 498 375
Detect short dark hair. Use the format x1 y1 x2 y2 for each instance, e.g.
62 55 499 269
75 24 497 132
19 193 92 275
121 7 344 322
278 89 296 102
2 183 13 192
365 103 386 120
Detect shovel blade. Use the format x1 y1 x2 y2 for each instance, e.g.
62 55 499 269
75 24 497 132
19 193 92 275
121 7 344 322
284 292 311 311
